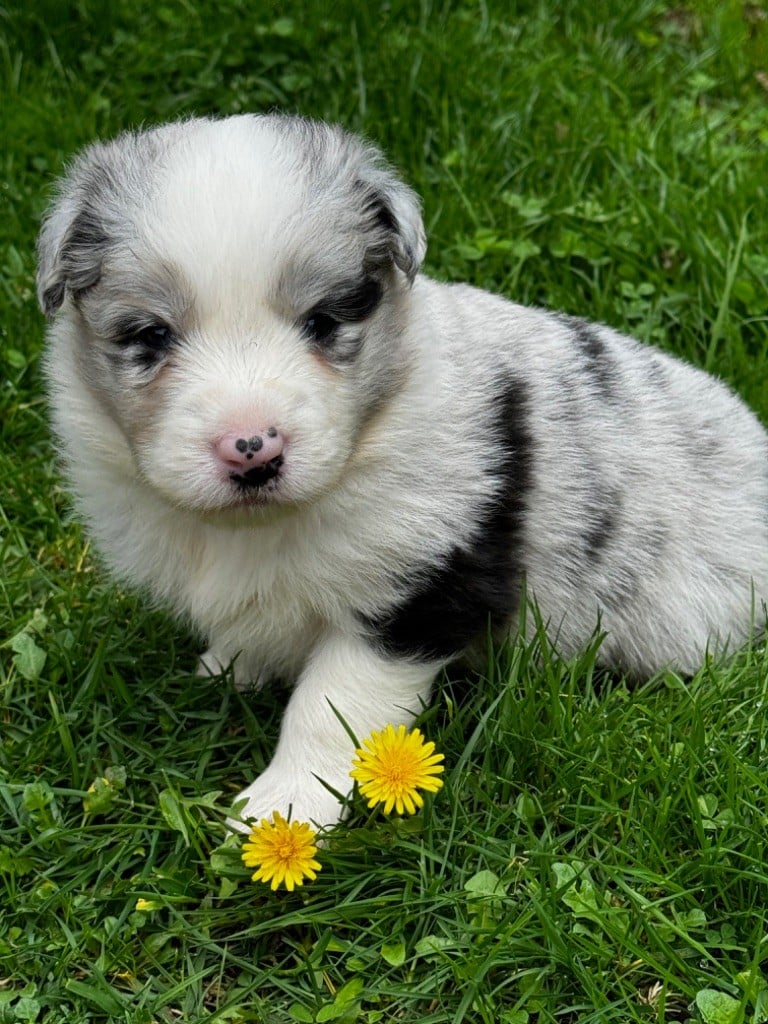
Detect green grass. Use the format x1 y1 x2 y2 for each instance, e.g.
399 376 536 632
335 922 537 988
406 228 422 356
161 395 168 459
2 1 768 1021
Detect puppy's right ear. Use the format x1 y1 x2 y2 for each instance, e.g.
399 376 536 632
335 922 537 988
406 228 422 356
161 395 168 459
36 145 115 317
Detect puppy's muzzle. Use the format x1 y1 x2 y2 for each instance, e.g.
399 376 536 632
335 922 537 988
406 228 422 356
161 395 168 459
215 426 285 489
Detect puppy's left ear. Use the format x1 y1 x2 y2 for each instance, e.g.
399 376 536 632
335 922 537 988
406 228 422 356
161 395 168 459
370 180 427 284
357 155 427 284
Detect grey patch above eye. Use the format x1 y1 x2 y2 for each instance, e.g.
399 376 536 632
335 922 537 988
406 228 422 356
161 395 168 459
303 277 383 364
37 127 171 315
325 277 383 322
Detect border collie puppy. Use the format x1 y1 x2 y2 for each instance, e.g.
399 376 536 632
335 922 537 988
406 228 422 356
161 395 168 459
37 114 768 829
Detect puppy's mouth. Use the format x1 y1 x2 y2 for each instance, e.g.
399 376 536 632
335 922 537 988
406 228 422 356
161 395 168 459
229 454 284 493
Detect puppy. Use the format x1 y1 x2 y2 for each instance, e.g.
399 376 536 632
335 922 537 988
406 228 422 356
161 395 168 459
37 114 768 830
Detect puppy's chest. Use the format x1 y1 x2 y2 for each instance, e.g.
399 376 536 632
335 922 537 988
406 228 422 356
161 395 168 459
180 516 376 639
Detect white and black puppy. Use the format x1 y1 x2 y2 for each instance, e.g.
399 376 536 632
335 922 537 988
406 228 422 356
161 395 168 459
37 114 768 830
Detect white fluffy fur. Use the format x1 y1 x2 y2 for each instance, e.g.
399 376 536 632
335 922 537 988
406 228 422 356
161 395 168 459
38 115 768 830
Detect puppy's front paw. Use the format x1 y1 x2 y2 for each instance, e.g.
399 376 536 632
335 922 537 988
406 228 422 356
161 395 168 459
227 765 351 833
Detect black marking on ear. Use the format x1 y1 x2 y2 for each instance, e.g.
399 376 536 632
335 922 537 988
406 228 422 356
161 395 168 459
357 180 422 280
358 184 398 273
38 138 145 315
40 201 112 316
370 194 397 234
62 208 110 288
41 282 66 317
361 376 534 661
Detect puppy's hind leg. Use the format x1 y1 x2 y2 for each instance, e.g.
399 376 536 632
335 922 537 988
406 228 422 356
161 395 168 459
227 632 441 831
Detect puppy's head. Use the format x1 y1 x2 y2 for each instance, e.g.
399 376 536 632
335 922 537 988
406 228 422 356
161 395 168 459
37 115 426 512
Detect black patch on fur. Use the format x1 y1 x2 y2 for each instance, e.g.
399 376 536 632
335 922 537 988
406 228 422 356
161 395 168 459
584 508 616 561
583 487 622 562
361 377 534 661
562 315 619 401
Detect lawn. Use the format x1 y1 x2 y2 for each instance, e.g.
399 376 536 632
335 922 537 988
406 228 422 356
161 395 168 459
2 1 768 1021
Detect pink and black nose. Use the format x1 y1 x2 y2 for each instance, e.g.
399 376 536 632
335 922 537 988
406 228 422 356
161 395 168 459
214 426 285 488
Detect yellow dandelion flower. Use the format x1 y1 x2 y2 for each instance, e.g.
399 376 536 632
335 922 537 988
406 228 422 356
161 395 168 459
241 812 321 892
350 723 445 815
134 898 161 911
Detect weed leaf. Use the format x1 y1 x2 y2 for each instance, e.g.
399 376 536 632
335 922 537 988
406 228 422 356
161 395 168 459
695 989 744 1024
10 631 46 681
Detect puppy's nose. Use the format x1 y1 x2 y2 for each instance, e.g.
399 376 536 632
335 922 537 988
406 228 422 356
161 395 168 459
215 427 284 472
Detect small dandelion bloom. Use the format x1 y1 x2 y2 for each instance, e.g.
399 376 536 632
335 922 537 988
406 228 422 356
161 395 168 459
241 812 322 892
350 723 445 815
134 898 161 911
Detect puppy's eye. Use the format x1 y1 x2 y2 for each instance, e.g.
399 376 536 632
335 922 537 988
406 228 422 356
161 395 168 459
132 324 174 352
303 312 340 345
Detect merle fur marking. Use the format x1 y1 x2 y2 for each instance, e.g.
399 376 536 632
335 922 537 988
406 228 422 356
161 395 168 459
364 377 533 660
303 277 384 364
41 208 110 314
565 316 619 402
645 357 670 390
583 488 621 562
312 277 383 324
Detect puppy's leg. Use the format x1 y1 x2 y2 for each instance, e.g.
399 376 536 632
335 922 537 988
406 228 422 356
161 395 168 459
228 631 440 831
